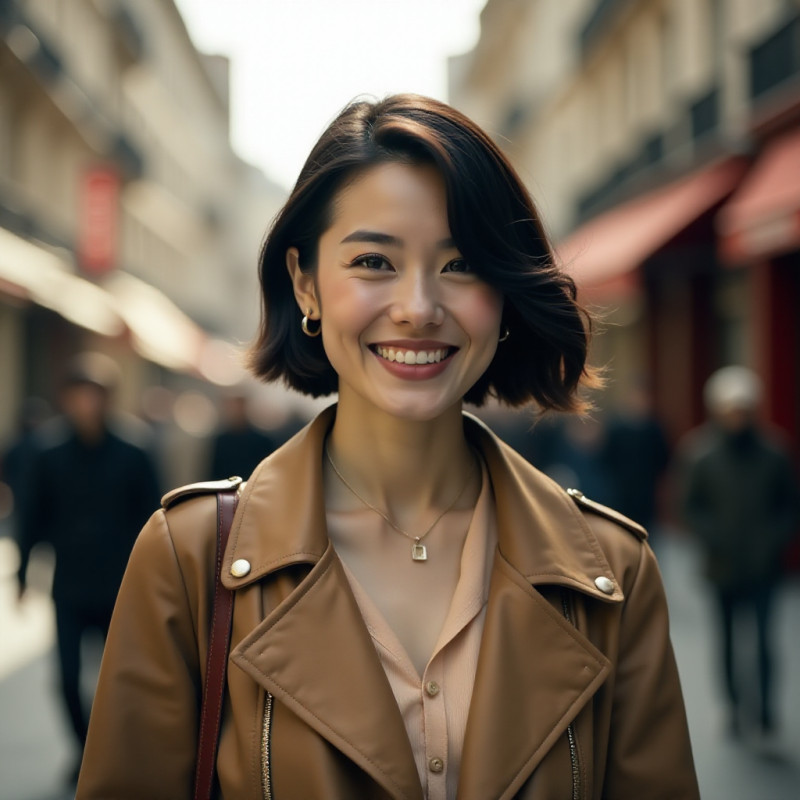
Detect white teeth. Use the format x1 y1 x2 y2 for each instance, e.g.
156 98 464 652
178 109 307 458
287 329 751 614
376 346 447 364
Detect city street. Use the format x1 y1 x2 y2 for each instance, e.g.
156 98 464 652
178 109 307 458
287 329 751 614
1 529 798 800
1 1 799 797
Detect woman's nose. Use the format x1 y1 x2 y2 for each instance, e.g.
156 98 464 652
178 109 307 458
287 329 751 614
388 271 443 328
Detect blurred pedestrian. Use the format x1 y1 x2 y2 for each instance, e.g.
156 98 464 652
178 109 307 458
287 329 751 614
604 381 670 534
680 366 799 741
79 95 698 799
208 389 280 479
476 402 564 474
545 414 615 504
0 396 51 533
16 352 161 784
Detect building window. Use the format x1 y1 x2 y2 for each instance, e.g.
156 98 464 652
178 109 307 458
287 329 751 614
749 13 800 100
641 132 664 165
690 88 719 140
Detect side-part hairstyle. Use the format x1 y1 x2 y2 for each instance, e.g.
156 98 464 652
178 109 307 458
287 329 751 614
249 93 599 412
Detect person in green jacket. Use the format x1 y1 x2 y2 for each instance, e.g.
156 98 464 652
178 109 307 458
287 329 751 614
681 366 799 741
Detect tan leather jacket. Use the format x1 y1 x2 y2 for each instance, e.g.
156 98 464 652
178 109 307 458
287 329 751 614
78 406 699 799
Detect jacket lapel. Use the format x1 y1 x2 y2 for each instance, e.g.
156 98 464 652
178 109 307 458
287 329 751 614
230 545 422 800
457 417 622 799
457 554 611 800
222 406 422 800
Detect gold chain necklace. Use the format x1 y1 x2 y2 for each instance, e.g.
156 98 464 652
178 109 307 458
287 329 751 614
324 444 476 562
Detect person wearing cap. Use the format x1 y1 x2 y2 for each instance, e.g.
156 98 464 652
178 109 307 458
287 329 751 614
16 352 161 784
680 366 799 742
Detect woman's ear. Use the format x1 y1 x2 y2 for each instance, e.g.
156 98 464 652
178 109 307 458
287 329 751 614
286 247 318 314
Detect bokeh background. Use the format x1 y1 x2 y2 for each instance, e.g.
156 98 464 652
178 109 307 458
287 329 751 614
1 1 799 798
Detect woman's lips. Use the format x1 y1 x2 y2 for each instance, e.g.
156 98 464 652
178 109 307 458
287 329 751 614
373 344 451 364
369 343 457 380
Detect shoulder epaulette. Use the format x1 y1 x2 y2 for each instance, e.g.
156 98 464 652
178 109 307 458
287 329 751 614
161 476 243 510
566 488 648 541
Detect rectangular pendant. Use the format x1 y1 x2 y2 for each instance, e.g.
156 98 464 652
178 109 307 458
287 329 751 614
411 542 427 561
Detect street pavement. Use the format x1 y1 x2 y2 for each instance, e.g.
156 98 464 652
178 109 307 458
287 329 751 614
1 529 798 800
654 530 800 800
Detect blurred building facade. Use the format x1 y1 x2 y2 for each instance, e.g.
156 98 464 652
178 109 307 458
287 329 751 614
450 0 800 459
0 0 286 481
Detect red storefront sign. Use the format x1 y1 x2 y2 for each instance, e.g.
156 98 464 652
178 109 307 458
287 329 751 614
79 166 119 275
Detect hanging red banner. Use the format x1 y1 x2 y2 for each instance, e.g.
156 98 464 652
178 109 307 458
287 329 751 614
78 166 119 275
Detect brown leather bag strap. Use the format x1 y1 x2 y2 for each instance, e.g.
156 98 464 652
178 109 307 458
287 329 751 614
194 489 238 800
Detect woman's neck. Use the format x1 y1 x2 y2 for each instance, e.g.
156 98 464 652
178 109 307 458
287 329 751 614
326 399 477 530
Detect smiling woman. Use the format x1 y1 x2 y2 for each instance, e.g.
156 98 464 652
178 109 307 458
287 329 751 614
253 96 594 412
286 161 504 424
77 95 700 800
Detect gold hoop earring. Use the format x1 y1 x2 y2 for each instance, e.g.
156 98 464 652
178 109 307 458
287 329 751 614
498 326 510 343
301 310 321 337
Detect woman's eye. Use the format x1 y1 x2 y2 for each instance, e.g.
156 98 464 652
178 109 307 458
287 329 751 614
352 254 392 271
442 258 471 274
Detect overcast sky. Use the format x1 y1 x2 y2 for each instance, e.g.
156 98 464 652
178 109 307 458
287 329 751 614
173 0 485 190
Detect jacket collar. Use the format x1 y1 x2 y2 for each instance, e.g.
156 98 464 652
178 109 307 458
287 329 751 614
223 404 622 603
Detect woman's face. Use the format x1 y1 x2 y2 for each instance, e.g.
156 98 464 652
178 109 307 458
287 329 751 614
288 162 503 423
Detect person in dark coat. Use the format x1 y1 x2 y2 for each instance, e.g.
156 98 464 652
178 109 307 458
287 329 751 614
16 353 161 782
1 396 51 532
604 382 670 533
680 366 799 740
208 391 282 480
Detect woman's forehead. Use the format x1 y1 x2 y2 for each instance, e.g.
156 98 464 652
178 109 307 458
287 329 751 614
328 162 452 242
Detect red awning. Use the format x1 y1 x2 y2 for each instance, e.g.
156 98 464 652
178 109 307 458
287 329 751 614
717 128 800 263
557 158 748 299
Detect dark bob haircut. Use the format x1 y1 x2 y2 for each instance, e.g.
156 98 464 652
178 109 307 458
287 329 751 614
249 93 599 411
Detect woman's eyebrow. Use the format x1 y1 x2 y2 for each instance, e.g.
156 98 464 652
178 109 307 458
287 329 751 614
340 230 457 249
340 230 401 246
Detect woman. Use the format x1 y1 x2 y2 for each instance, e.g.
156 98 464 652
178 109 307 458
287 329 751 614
78 95 699 799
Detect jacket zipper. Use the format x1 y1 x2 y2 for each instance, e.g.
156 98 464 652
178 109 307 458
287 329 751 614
261 692 274 800
561 591 582 800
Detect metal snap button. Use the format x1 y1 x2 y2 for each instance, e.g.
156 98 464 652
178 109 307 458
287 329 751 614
230 558 251 578
595 576 614 594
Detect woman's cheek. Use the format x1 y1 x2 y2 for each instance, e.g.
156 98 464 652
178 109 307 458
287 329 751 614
320 275 382 322
468 284 504 337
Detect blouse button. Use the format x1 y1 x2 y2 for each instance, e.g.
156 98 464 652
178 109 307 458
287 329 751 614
425 681 440 697
429 757 445 773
